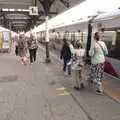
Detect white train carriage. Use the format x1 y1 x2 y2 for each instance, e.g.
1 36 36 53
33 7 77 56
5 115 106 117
36 9 120 77
93 10 120 77
0 27 11 53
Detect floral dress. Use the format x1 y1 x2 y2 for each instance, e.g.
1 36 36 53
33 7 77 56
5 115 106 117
72 49 85 71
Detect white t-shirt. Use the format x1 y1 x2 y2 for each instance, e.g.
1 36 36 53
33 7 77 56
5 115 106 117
89 40 108 64
75 49 85 57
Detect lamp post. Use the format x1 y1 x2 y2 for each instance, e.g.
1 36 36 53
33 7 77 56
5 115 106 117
38 0 56 63
86 21 92 57
45 16 51 63
9 21 12 53
38 0 70 63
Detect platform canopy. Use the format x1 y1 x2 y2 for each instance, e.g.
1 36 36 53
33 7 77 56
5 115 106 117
0 26 10 32
0 0 84 32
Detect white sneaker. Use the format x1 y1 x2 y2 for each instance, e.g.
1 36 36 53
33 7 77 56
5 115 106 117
30 62 33 65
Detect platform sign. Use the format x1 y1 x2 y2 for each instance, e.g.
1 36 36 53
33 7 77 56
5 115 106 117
29 6 38 16
3 31 9 42
3 32 10 49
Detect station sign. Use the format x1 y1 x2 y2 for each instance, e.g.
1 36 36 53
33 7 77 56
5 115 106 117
29 6 38 16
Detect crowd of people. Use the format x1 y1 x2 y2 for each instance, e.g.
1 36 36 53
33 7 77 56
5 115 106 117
60 32 108 94
14 32 108 95
15 34 38 65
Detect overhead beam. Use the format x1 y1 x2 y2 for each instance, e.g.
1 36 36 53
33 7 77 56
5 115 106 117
12 21 27 24
49 12 58 15
13 23 27 25
0 1 33 9
0 10 44 16
0 1 32 5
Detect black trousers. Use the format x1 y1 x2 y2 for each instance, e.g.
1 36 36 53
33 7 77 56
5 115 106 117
29 49 37 63
63 59 71 75
15 45 18 56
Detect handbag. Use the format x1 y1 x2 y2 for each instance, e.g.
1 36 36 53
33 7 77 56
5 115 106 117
104 61 118 77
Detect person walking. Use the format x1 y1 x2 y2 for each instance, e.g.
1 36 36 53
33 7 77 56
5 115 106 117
27 35 38 64
60 39 72 75
89 32 108 94
15 39 19 56
73 42 85 90
18 35 27 65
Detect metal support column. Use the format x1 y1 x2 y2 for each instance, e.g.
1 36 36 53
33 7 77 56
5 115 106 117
86 21 92 57
45 16 51 63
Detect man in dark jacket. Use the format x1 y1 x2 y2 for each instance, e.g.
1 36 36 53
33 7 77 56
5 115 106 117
60 39 72 75
27 36 38 64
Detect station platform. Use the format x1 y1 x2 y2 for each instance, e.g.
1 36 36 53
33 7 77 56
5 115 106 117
0 45 119 120
41 44 120 104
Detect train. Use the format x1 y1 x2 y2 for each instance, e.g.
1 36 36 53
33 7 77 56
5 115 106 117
0 26 11 53
35 9 120 78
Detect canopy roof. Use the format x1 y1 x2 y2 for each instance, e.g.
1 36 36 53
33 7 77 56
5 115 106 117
0 0 84 32
0 26 9 32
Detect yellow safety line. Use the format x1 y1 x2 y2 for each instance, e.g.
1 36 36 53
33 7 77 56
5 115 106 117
58 91 72 96
102 81 120 101
56 87 67 91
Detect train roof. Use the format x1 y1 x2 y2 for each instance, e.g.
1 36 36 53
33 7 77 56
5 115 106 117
35 9 120 32
0 26 10 32
93 9 120 30
94 9 120 21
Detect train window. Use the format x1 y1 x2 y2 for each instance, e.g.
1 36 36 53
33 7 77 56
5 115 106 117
110 31 120 60
100 31 114 51
101 31 120 60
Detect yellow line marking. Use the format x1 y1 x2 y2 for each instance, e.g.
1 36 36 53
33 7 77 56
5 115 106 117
56 87 67 91
102 81 120 101
58 91 71 96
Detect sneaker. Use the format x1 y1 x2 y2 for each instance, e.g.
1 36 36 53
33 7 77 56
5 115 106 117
87 78 93 84
96 90 103 95
68 72 71 75
74 86 80 91
80 83 85 89
90 80 93 84
30 62 33 65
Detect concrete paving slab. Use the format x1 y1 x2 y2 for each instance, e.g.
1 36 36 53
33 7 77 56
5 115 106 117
38 45 120 120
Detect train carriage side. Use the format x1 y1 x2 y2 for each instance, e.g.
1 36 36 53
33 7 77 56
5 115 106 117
93 10 120 78
36 9 120 78
47 18 91 52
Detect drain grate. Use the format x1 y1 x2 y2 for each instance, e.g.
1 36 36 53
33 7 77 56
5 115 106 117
0 75 18 82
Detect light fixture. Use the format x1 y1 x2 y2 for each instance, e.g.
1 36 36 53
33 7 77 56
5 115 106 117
2 8 9 11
